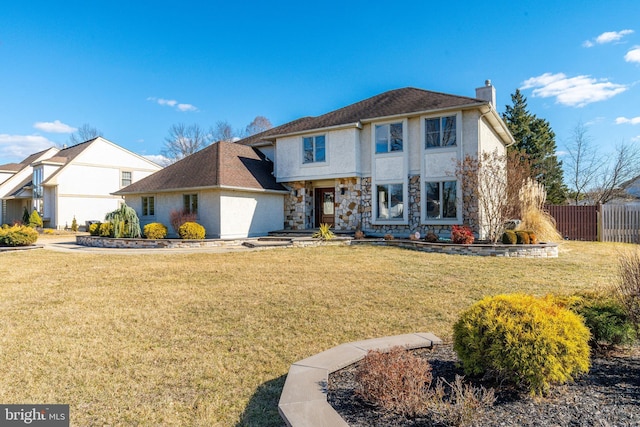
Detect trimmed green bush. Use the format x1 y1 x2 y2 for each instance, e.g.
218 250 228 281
144 222 168 239
178 221 205 239
29 210 43 228
453 293 590 395
515 230 530 244
563 292 636 350
99 222 114 237
0 225 39 246
501 230 517 244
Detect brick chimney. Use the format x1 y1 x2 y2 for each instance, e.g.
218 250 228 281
475 79 496 108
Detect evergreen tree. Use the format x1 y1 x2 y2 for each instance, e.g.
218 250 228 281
502 90 567 204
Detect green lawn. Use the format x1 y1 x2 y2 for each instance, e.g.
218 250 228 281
0 241 631 426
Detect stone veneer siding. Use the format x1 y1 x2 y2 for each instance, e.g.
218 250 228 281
283 174 481 238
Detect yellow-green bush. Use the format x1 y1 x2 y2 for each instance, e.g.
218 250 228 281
515 230 530 244
178 221 205 239
89 223 100 236
501 230 517 244
144 222 168 239
99 222 114 237
0 225 39 246
453 293 590 395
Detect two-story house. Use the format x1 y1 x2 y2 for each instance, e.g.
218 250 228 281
119 82 513 239
243 81 513 238
0 137 161 229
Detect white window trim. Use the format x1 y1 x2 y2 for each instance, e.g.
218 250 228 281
372 180 408 225
120 170 133 188
142 195 156 218
420 112 462 151
301 134 328 166
373 120 405 155
421 178 462 225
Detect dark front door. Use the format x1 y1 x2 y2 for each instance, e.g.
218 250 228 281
314 188 335 227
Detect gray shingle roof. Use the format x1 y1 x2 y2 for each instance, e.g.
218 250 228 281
238 87 487 145
115 141 285 194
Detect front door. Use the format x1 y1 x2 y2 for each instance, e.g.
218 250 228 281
314 188 335 227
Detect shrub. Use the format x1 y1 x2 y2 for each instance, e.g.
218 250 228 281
453 293 590 395
515 230 530 244
170 209 198 235
89 222 100 236
501 230 517 244
383 233 394 240
99 222 114 237
143 222 168 239
355 346 433 417
354 230 365 239
0 225 39 246
22 207 30 225
429 375 495 426
312 223 335 240
178 221 205 239
528 231 538 244
71 216 78 232
451 225 474 244
563 292 636 350
28 210 43 228
424 232 439 243
616 249 640 336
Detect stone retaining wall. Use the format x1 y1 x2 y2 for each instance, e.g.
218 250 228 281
76 235 246 249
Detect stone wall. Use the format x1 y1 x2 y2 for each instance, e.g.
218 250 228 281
284 181 314 230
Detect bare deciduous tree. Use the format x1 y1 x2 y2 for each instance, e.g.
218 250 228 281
210 120 236 142
244 116 272 137
591 142 640 204
161 123 213 164
68 123 103 146
564 122 601 204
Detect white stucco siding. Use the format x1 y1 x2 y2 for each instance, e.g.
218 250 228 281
57 196 122 229
219 190 284 238
56 164 121 196
424 152 458 178
407 117 422 174
478 116 507 156
275 128 359 181
75 139 161 172
374 156 405 181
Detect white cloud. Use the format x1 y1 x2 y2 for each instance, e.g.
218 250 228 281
632 135 640 143
0 134 56 162
147 97 198 112
584 29 634 47
143 154 170 166
625 46 640 63
33 120 77 133
521 72 628 107
616 116 640 125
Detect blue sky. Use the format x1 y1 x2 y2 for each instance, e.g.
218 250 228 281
1 1 639 167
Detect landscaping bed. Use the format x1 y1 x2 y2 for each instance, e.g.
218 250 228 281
328 343 640 426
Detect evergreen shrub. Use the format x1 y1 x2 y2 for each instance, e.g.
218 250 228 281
501 230 517 244
89 223 100 236
453 293 590 395
178 221 205 239
0 225 39 246
144 222 168 239
99 222 114 237
29 210 43 228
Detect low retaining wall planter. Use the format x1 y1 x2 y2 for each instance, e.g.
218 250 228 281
352 239 559 258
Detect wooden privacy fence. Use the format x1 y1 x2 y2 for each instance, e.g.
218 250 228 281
546 205 599 241
545 204 640 243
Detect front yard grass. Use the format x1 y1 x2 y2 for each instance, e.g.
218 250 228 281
0 241 630 426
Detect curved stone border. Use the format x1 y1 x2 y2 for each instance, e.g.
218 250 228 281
278 332 442 427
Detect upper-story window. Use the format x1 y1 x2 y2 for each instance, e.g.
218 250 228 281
33 166 44 214
425 115 457 148
121 171 132 187
375 122 403 153
303 135 326 163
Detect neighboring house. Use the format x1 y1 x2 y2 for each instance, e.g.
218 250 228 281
114 141 288 239
241 81 514 239
0 137 161 229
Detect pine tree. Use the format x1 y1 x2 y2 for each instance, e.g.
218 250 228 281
502 90 567 204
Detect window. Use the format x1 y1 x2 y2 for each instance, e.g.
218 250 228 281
121 171 132 187
376 184 403 220
33 167 43 214
375 122 403 153
303 135 326 163
425 181 457 219
425 115 456 148
142 196 155 217
183 194 198 214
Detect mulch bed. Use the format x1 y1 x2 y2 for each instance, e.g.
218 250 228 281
327 343 640 426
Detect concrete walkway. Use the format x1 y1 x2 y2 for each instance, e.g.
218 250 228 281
278 332 442 427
